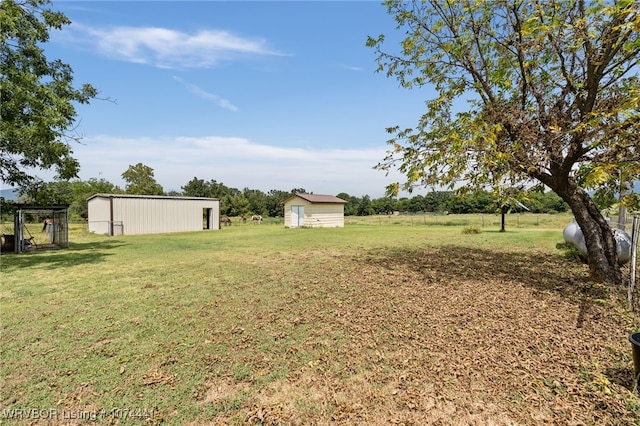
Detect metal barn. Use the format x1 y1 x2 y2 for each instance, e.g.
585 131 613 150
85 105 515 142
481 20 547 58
87 194 220 236
283 193 347 228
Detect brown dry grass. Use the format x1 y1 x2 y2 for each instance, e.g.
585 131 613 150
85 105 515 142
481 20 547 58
190 245 639 425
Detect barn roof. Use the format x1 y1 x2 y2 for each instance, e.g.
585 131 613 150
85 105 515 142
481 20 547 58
285 193 347 204
87 193 218 202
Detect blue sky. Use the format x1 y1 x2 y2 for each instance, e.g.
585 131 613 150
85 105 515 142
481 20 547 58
27 0 434 198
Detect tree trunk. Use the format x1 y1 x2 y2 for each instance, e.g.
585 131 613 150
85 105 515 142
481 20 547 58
556 183 622 285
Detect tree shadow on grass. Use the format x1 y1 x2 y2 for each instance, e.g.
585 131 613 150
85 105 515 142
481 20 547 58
0 240 127 271
605 366 637 392
363 244 595 300
360 244 618 334
361 244 637 389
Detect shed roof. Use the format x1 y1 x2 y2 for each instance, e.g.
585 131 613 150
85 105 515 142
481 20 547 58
285 193 347 204
87 193 218 202
15 204 69 210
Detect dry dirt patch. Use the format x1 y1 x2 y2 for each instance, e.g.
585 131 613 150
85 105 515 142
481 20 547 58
198 245 639 425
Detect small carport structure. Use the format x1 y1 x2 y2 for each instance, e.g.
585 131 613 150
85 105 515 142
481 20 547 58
0 204 69 253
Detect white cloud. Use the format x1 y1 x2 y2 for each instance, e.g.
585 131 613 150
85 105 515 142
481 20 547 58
172 76 239 112
340 64 363 71
69 23 286 69
70 134 401 197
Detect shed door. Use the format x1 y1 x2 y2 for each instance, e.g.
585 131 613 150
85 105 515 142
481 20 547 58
291 205 304 227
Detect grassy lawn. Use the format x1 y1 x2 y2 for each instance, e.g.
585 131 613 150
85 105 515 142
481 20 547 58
1 213 639 424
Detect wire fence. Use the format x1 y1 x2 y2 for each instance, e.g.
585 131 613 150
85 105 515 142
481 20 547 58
625 213 639 311
344 212 571 229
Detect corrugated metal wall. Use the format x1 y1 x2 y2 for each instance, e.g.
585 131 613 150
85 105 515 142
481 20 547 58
116 197 219 235
88 195 220 235
88 197 112 234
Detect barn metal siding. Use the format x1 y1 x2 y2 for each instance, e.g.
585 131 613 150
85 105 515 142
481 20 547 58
87 196 112 234
87 194 219 235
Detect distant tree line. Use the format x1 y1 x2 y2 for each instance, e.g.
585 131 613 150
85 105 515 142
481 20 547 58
1 162 573 222
337 190 569 216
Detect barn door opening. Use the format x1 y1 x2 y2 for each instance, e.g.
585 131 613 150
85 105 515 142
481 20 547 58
203 208 213 230
291 205 304 227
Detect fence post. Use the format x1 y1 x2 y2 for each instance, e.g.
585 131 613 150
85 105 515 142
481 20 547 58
629 212 639 310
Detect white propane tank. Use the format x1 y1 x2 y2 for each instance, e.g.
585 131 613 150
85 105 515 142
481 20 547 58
613 228 632 264
563 220 587 255
563 221 632 264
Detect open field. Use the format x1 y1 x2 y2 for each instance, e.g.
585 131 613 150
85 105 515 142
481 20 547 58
2 213 640 425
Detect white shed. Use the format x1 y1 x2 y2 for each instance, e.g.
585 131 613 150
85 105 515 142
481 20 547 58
87 194 220 236
283 193 347 228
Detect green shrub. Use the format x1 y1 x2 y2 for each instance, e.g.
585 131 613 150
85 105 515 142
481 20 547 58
555 241 587 263
462 226 482 234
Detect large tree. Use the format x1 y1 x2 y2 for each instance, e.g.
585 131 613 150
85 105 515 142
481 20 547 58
1 0 97 187
369 0 639 284
122 163 164 195
182 177 212 198
17 177 120 218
